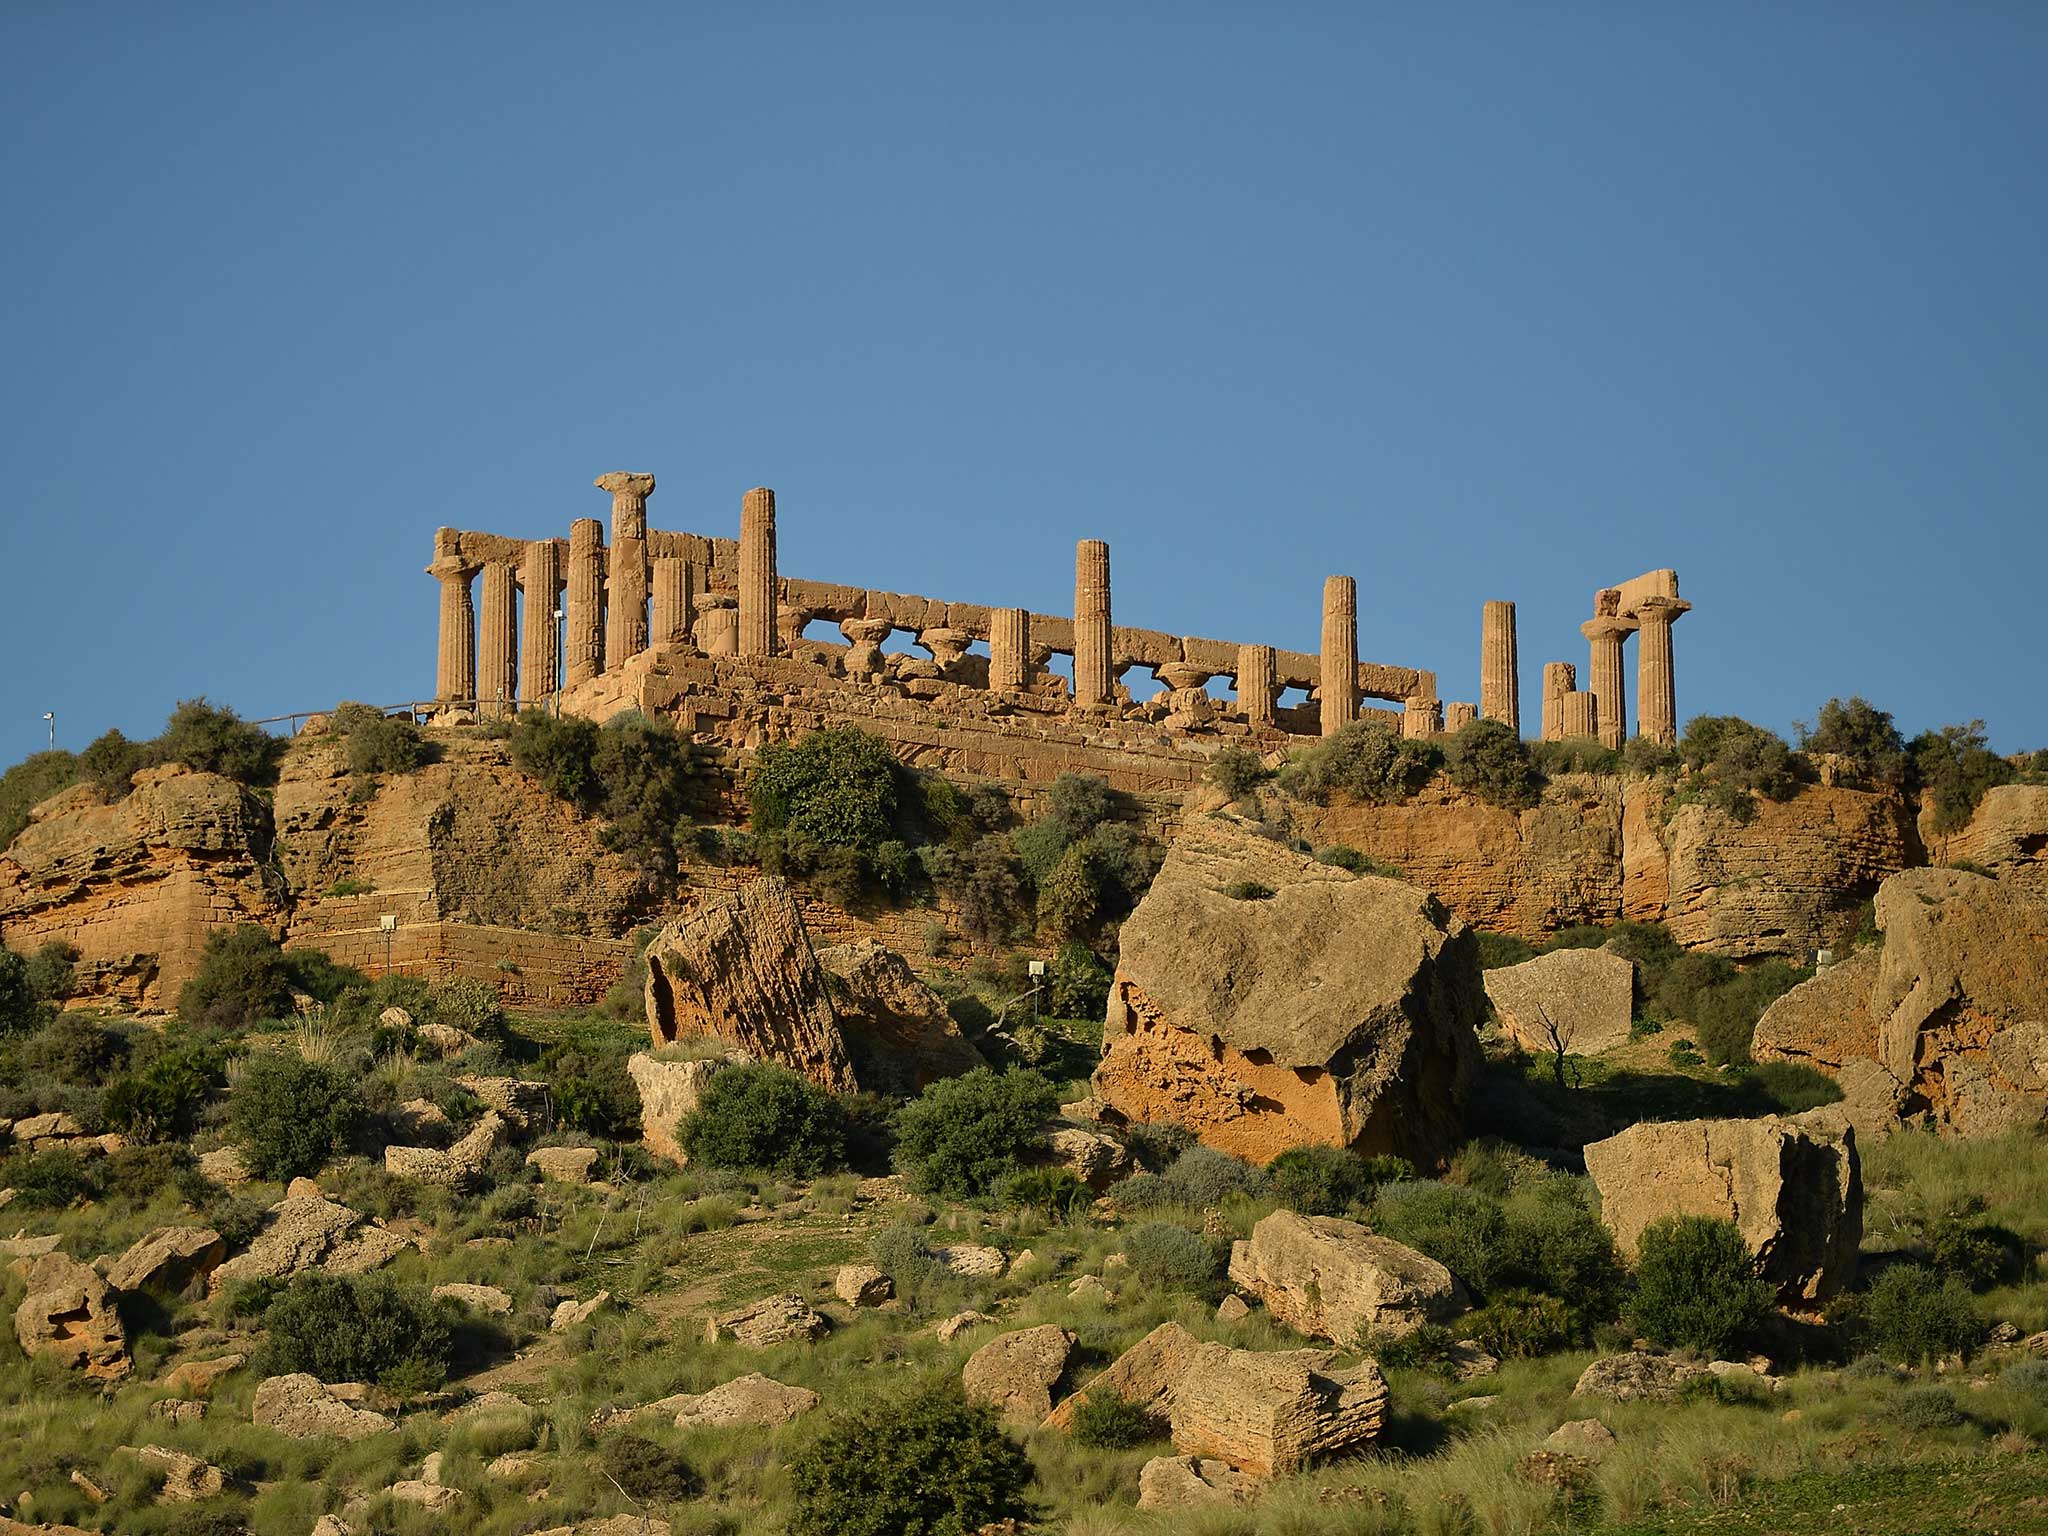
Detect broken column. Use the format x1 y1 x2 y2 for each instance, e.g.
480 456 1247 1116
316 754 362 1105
1540 661 1576 742
696 595 739 656
476 561 518 714
1236 643 1276 727
651 556 693 649
738 487 779 657
1634 596 1690 746
1403 694 1444 738
1319 576 1358 737
1074 539 1113 707
598 473 654 668
518 539 562 700
565 518 605 685
1480 600 1520 734
1581 595 1631 750
1560 690 1600 739
990 607 1032 692
430 553 476 703
1444 701 1478 732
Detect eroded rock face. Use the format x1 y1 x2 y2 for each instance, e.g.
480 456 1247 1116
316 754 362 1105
1931 785 2048 902
1095 817 1482 1167
963 1325 1075 1423
1582 1115 1861 1302
815 939 983 1093
704 1293 828 1348
1226 1211 1466 1342
1483 947 1634 1056
253 1373 393 1440
642 879 857 1094
1169 1344 1388 1477
626 1051 732 1166
12 1253 130 1381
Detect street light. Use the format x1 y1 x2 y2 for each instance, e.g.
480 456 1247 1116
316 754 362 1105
379 913 397 976
41 712 54 750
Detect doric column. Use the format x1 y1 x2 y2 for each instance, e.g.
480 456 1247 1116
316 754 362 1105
1074 539 1113 706
738 487 779 657
1480 600 1520 734
1634 597 1690 746
1540 661 1576 742
518 540 562 700
1403 694 1444 738
1444 701 1478 732
429 557 476 703
990 607 1031 691
1236 643 1276 727
598 472 654 667
1560 690 1600 740
651 556 693 649
840 616 893 680
1580 615 1633 750
477 561 518 714
1319 575 1358 737
566 517 605 685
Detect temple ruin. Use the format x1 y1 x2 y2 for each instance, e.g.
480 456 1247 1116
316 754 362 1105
425 472 1691 784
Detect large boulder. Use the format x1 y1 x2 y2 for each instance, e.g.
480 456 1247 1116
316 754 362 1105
12 1253 130 1381
642 878 857 1094
208 1195 410 1292
626 1051 732 1166
1044 1322 1204 1431
963 1325 1075 1423
1169 1343 1388 1477
1482 946 1635 1056
104 1226 225 1297
1093 816 1482 1166
1226 1211 1465 1342
814 939 984 1093
1137 1455 1259 1510
704 1293 828 1348
1582 1114 1861 1302
668 1373 820 1429
1571 1351 1710 1403
253 1373 393 1440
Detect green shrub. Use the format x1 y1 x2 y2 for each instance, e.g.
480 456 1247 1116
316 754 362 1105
1315 844 1401 878
867 1225 950 1303
1652 950 1737 1026
0 949 46 1035
1911 721 2013 834
597 1432 702 1501
1629 1216 1774 1355
178 924 296 1029
0 1146 102 1209
996 1165 1090 1224
509 711 603 807
544 1042 641 1140
156 698 287 785
751 725 904 862
1159 1145 1269 1206
1458 1288 1573 1359
1222 879 1274 901
260 1271 457 1390
1070 1392 1165 1449
1047 943 1111 1020
1206 745 1266 800
1693 960 1812 1066
947 835 1025 944
1499 1181 1627 1327
893 1067 1056 1199
1122 1222 1222 1294
1279 717 1441 805
678 1063 848 1177
1036 844 1102 937
1445 718 1541 810
229 1053 366 1180
1797 697 1908 786
101 1039 227 1141
1373 1181 1509 1293
1928 1217 2028 1291
788 1388 1034 1536
1361 1322 1461 1372
1863 1263 1981 1363
1747 1060 1845 1113
330 704 430 776
2002 1358 2048 1400
1108 1171 1168 1213
1884 1384 1964 1430
592 711 693 883
1677 715 1804 822
1267 1144 1393 1217
1475 931 1538 971
0 750 84 852
24 941 79 1004
1528 737 1622 775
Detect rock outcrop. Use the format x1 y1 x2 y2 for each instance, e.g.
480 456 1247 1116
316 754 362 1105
1571 1352 1710 1403
1137 1455 1258 1510
815 939 984 1093
1482 946 1635 1056
1094 816 1482 1166
384 1111 508 1187
642 879 858 1093
963 1324 1075 1422
1582 1114 1861 1302
1930 785 2048 901
1226 1211 1466 1342
12 1253 130 1381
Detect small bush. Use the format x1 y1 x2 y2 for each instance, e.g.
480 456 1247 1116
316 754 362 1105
2002 1358 2048 1401
1911 720 2013 834
996 1165 1090 1224
787 1388 1033 1536
1747 1060 1844 1113
1500 1181 1628 1328
1885 1384 1964 1430
509 711 603 807
1445 717 1541 810
1071 1392 1165 1449
1677 715 1804 822
0 949 44 1036
0 1146 102 1209
1475 931 1538 971
1629 1216 1774 1356
543 1042 641 1140
1222 879 1274 901
1692 960 1811 1066
330 704 430 776
1108 1171 1169 1213
1279 717 1441 805
156 698 286 785
867 1224 950 1303
178 924 296 1030
1158 1145 1269 1206
229 1053 366 1180
24 941 79 1004
1047 943 1111 1021
1121 1222 1221 1294
1 750 86 852
750 726 907 895
1268 1144 1383 1217
1373 1181 1509 1293
1928 1217 2028 1291
892 1067 1056 1200
101 1039 227 1142
1206 746 1266 800
678 1063 848 1177
597 1432 702 1502
1863 1263 1981 1364
1797 697 1908 786
1459 1288 1573 1359
259 1272 456 1391
1363 1322 1461 1372
1036 845 1102 937
1315 844 1401 878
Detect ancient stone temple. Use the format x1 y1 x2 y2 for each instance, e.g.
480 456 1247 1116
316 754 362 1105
423 472 1690 786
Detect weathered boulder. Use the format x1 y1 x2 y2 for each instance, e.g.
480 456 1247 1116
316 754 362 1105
1137 1455 1259 1510
209 1195 410 1290
457 1076 551 1133
815 939 984 1093
133 1446 223 1502
963 1325 1075 1423
1042 1119 1133 1189
642 878 857 1093
12 1253 129 1381
626 1051 732 1166
1093 816 1482 1166
432 1283 514 1315
668 1373 820 1429
197 1146 250 1187
161 1353 244 1397
704 1292 828 1347
527 1145 601 1184
1546 1418 1618 1459
1045 1322 1203 1431
253 1373 393 1439
552 1291 611 1331
1571 1351 1710 1403
834 1264 892 1308
934 1243 1005 1278
385 1111 507 1187
391 1098 454 1145
1583 1114 1861 1302
1482 946 1635 1056
933 1310 995 1342
1227 1210 1466 1342
1169 1343 1388 1477
104 1226 224 1297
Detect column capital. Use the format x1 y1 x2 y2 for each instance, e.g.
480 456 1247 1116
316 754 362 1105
595 472 656 498
1635 596 1692 627
427 555 476 582
1580 615 1637 642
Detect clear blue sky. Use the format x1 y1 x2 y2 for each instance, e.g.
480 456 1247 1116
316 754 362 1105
4 3 2044 767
